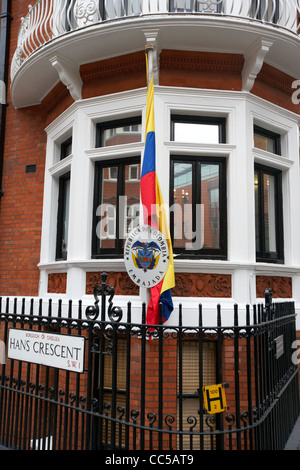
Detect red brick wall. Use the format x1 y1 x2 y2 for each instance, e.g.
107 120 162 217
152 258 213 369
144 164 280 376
0 104 47 296
0 2 46 296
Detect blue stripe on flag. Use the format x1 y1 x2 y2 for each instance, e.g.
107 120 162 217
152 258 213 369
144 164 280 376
141 132 156 178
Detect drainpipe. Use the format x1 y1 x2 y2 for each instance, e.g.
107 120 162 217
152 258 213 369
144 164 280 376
0 0 12 199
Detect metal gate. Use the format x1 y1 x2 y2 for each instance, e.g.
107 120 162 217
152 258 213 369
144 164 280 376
0 273 299 450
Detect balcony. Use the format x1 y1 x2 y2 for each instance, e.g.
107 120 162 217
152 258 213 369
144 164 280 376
11 0 300 108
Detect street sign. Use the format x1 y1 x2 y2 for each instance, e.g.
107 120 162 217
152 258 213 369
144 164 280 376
7 328 85 373
203 383 228 414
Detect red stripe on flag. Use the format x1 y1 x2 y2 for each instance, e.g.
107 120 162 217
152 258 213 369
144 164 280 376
141 171 157 228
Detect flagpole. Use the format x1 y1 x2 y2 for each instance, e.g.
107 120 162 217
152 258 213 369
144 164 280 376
140 44 156 310
139 43 175 326
145 43 156 87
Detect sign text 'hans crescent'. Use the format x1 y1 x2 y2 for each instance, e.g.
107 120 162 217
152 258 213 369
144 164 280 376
8 329 85 373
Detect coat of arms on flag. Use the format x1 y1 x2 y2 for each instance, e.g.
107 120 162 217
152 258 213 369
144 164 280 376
131 240 161 272
124 225 169 288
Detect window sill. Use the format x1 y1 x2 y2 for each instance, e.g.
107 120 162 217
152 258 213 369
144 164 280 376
38 259 300 275
253 148 294 170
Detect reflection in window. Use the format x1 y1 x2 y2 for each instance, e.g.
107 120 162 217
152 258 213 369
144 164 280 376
96 117 142 147
171 115 226 144
93 158 141 256
173 163 193 246
99 167 118 247
255 164 284 263
171 156 226 259
254 125 281 155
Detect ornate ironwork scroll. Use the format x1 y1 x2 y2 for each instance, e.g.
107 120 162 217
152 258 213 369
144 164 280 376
85 272 123 322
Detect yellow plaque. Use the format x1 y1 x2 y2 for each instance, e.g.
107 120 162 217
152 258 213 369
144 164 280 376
203 383 227 414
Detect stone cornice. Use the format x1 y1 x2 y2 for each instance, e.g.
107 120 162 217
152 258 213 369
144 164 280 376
159 49 245 74
80 51 146 83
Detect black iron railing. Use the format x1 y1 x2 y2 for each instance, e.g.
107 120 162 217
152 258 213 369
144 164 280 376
0 274 299 450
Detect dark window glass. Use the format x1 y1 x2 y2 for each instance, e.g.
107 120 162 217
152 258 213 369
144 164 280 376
92 158 141 257
254 126 281 155
170 156 227 259
60 137 72 160
96 117 142 148
255 164 284 263
56 172 70 260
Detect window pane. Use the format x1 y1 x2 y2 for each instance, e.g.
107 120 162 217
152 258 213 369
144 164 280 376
174 122 220 144
254 126 280 155
62 178 70 255
124 163 141 237
201 164 220 249
173 162 193 248
254 171 260 253
263 173 277 253
60 137 72 160
255 165 283 263
171 156 226 258
93 158 141 256
98 167 118 249
56 174 70 260
254 133 275 153
101 123 142 147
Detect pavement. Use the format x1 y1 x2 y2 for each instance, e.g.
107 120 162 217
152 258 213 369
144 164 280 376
284 415 300 450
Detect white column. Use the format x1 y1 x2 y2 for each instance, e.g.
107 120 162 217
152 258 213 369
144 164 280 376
66 109 93 298
227 100 255 265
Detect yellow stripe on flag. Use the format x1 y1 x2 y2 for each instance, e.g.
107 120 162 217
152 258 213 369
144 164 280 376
156 176 175 295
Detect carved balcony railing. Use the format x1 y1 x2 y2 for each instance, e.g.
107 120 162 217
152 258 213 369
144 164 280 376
11 0 300 81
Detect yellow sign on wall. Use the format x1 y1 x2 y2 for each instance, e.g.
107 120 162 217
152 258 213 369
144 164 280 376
203 383 228 414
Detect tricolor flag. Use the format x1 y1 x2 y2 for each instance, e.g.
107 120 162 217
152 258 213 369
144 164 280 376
140 60 175 325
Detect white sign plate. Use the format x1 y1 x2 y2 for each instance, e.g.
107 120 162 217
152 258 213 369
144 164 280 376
8 329 85 373
124 225 169 288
